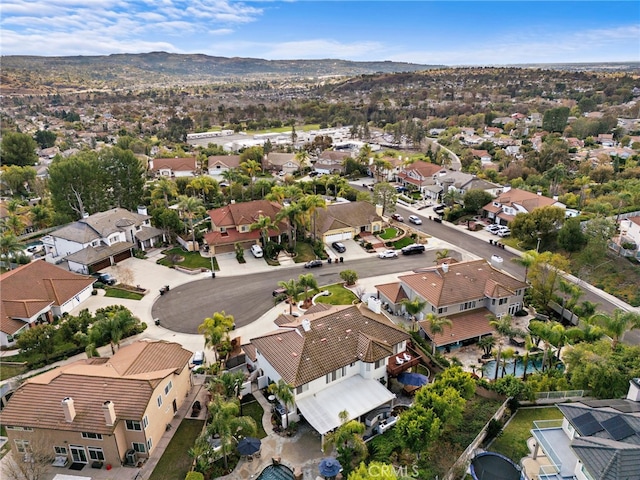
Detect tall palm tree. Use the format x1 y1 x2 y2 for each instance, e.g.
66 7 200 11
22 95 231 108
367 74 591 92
300 194 327 241
294 150 310 173
423 313 453 354
488 314 515 342
250 214 278 248
177 195 205 249
477 335 496 358
268 379 295 428
372 157 392 183
240 159 262 193
511 249 538 283
276 202 302 250
152 178 178 208
400 297 427 332
499 347 515 378
588 309 640 348
206 393 256 470
297 273 319 308
557 278 581 322
198 311 235 365
188 176 218 203
277 279 300 315
0 233 24 270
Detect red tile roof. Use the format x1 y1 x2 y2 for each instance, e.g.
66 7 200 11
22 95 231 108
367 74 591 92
419 308 496 347
151 157 197 172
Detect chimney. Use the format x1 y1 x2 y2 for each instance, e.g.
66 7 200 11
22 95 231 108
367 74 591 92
442 263 449 273
62 397 76 423
375 204 383 217
103 400 116 426
301 319 311 332
137 205 148 216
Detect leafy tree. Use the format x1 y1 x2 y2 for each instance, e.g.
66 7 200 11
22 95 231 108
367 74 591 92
557 217 587 252
415 386 465 428
299 194 327 241
16 324 56 362
34 129 57 149
340 269 358 286
250 214 278 248
400 297 427 331
348 461 398 480
477 335 496 358
527 251 570 314
324 410 367 474
371 182 398 216
208 370 245 400
1 132 38 166
432 365 476 400
510 206 566 249
277 278 301 315
372 157 393 183
198 311 235 364
276 202 302 250
1 165 36 196
542 106 570 133
268 379 295 428
99 147 145 210
29 203 53 230
462 189 493 214
395 404 441 461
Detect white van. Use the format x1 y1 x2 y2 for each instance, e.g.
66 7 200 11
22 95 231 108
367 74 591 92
192 351 205 366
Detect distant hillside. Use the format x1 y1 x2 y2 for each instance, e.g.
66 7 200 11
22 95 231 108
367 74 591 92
0 51 442 94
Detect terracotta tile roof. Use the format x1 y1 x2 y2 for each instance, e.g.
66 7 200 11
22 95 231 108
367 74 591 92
374 282 408 303
266 153 296 167
151 157 197 172
319 151 350 162
208 200 282 229
471 149 491 158
251 304 408 387
1 260 94 334
419 308 496 347
483 188 558 215
242 343 257 362
313 201 382 237
403 161 441 179
398 259 526 307
0 340 192 433
207 155 241 169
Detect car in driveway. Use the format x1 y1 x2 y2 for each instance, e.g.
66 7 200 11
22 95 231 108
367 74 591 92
378 249 399 259
93 272 116 285
250 244 264 257
401 243 426 255
331 242 346 253
497 227 511 237
485 224 501 234
304 259 323 268
408 215 422 225
391 213 404 222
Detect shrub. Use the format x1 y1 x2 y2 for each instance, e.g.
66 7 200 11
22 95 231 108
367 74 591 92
185 472 204 480
484 418 503 444
340 270 358 286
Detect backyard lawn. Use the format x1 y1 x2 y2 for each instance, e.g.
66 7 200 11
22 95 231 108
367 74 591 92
489 406 564 463
148 419 204 480
104 287 144 300
316 283 358 305
0 363 27 381
242 397 267 439
157 247 219 270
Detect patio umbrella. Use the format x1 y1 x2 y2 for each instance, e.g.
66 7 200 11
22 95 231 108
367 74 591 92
319 457 342 478
237 437 261 456
397 371 429 387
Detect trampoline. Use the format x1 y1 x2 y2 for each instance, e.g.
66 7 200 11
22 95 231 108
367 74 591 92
470 452 523 480
257 464 295 480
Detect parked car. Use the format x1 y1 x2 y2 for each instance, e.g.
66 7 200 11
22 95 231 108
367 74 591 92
93 272 116 286
391 213 404 222
272 286 286 297
331 242 346 253
401 244 426 255
378 249 399 259
485 224 501 234
250 244 264 258
433 204 446 214
304 259 323 268
191 351 205 366
497 228 511 237
408 215 422 225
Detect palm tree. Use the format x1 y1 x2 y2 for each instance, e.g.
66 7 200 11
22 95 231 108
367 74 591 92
300 194 327 241
89 309 137 354
499 347 515 378
278 279 300 315
240 159 262 193
208 371 246 399
268 379 295 428
323 410 367 470
372 157 392 183
177 195 205 249
423 312 453 354
297 273 319 308
557 278 581 322
488 314 515 342
30 203 52 230
276 202 302 250
511 250 538 283
152 178 178 208
399 297 427 332
588 309 640 348
0 233 23 270
250 214 278 248
294 150 310 173
198 311 235 365
188 176 218 203
521 335 535 380
206 393 256 470
477 335 496 358
435 249 450 261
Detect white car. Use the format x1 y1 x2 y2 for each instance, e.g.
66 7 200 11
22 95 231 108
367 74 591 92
408 215 422 225
485 224 500 234
250 244 263 258
378 249 399 259
497 229 511 237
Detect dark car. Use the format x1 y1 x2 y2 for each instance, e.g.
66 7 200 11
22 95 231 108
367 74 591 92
304 259 323 268
331 241 346 253
94 273 116 285
391 213 404 222
401 244 426 255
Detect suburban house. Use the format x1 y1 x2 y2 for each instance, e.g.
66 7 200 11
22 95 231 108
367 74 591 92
0 340 193 468
203 199 285 254
596 134 615 147
312 201 384 244
264 153 300 175
422 170 501 202
614 216 640 258
42 207 165 274
206 154 241 178
375 259 527 351
248 303 411 443
396 161 442 197
148 157 197 177
530 378 640 480
471 149 493 164
482 187 566 226
314 151 351 175
0 260 95 347
0 201 34 236
369 154 405 182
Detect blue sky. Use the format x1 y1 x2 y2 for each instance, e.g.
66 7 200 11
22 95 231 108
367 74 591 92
1 1 639 65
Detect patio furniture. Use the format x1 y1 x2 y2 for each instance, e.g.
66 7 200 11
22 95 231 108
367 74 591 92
403 353 411 361
395 357 404 365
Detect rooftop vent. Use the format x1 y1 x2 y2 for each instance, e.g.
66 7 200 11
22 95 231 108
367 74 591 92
442 263 449 273
301 319 311 332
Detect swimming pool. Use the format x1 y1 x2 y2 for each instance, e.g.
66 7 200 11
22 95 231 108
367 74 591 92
257 464 295 480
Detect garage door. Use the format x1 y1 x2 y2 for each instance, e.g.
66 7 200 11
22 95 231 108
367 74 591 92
113 250 132 263
324 232 353 243
90 258 111 273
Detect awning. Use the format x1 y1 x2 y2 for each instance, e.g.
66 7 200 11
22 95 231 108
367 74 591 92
296 375 395 435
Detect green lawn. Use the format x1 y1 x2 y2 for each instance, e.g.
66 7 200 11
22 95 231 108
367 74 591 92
293 241 320 263
242 399 267 439
0 363 27 381
316 283 358 305
379 227 398 240
489 407 564 462
148 419 204 480
157 247 219 270
104 287 144 300
392 237 415 249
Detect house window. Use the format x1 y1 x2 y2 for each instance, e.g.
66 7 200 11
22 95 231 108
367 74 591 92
157 395 163 407
88 447 105 462
6 426 33 431
459 301 476 311
142 416 149 429
126 420 142 431
164 381 173 395
81 432 102 440
147 438 153 452
132 442 146 454
15 440 30 453
499 298 508 305
54 446 67 455
325 373 331 384
296 384 308 395
437 307 447 314
374 359 384 369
